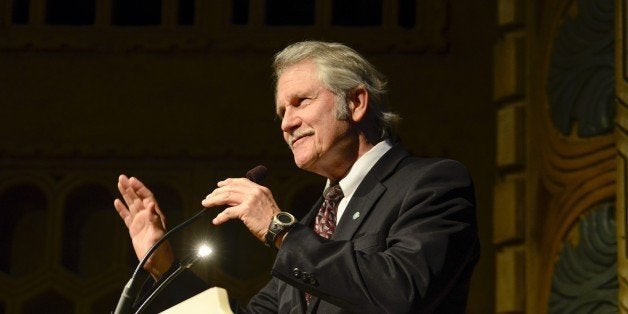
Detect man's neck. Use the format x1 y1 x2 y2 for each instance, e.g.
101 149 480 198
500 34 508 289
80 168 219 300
325 136 378 182
356 135 377 160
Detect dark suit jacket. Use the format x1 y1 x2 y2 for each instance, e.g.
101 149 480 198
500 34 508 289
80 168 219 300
246 145 479 313
136 145 479 313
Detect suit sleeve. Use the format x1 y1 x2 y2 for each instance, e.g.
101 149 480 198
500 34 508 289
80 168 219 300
269 159 479 312
245 276 280 313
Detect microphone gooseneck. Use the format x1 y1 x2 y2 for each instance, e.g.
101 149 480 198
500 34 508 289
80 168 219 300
134 253 205 314
114 165 268 314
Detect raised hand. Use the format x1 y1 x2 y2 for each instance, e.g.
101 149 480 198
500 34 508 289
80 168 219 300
114 174 174 279
202 177 281 243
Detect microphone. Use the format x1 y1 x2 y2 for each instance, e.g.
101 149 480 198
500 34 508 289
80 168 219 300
246 165 267 183
113 165 268 314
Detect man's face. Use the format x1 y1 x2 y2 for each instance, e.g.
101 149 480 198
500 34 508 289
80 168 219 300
276 60 354 177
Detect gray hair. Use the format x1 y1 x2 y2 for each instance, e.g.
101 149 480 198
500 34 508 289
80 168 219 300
273 41 400 141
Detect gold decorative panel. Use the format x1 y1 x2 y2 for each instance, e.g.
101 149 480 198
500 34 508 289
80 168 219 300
616 0 628 311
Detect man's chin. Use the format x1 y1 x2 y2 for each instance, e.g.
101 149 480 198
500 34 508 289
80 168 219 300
293 156 314 171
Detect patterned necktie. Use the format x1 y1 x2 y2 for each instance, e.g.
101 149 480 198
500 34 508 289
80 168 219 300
314 183 344 239
306 183 343 304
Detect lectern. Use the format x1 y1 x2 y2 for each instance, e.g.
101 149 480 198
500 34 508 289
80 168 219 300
161 287 233 314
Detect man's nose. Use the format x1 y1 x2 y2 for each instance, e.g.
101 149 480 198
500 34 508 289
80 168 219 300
281 107 299 132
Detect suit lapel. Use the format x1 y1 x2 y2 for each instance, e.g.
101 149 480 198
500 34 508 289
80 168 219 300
333 183 385 240
333 145 410 240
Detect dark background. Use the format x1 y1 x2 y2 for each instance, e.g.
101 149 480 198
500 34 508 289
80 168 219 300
0 1 496 313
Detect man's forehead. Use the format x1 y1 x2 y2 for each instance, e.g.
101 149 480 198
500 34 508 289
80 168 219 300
277 64 319 93
280 63 314 79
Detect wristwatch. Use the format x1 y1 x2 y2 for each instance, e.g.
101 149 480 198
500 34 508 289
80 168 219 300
265 212 296 248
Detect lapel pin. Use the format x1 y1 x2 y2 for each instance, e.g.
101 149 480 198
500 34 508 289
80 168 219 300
352 212 360 220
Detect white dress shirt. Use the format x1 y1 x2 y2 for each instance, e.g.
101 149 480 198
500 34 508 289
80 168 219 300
325 140 393 224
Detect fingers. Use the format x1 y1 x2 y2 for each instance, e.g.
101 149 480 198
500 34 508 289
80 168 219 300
114 198 132 228
216 177 256 188
212 206 241 225
202 187 241 226
117 175 133 206
203 177 273 226
201 187 236 208
145 201 162 225
117 174 159 215
202 180 255 208
118 176 141 213
128 176 154 199
118 174 152 199
152 203 167 228
203 179 244 225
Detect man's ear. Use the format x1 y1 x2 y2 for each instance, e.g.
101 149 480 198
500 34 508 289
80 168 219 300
348 87 369 122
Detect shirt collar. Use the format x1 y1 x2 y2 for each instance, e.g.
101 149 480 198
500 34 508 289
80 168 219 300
325 140 393 198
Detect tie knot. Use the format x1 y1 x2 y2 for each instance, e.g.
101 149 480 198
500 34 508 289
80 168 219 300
323 184 343 202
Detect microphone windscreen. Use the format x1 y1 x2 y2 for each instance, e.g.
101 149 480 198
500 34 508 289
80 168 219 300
246 165 268 183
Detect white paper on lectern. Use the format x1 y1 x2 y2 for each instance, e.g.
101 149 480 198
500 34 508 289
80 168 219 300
160 287 233 314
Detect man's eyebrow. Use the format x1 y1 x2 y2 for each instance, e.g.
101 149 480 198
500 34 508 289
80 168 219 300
275 105 285 117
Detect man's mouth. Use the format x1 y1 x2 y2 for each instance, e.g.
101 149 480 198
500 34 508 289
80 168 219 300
290 130 314 148
292 136 307 147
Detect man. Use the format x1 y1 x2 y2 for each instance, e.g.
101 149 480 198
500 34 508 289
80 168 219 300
114 41 479 313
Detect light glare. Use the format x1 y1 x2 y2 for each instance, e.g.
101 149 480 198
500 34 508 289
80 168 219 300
197 245 212 257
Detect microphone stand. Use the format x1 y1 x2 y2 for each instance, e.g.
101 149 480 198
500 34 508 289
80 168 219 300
113 208 210 314
134 253 205 314
113 165 267 314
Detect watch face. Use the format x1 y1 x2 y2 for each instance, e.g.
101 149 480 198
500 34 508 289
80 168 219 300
276 212 294 224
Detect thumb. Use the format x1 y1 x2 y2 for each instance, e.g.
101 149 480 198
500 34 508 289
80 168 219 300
146 202 163 226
